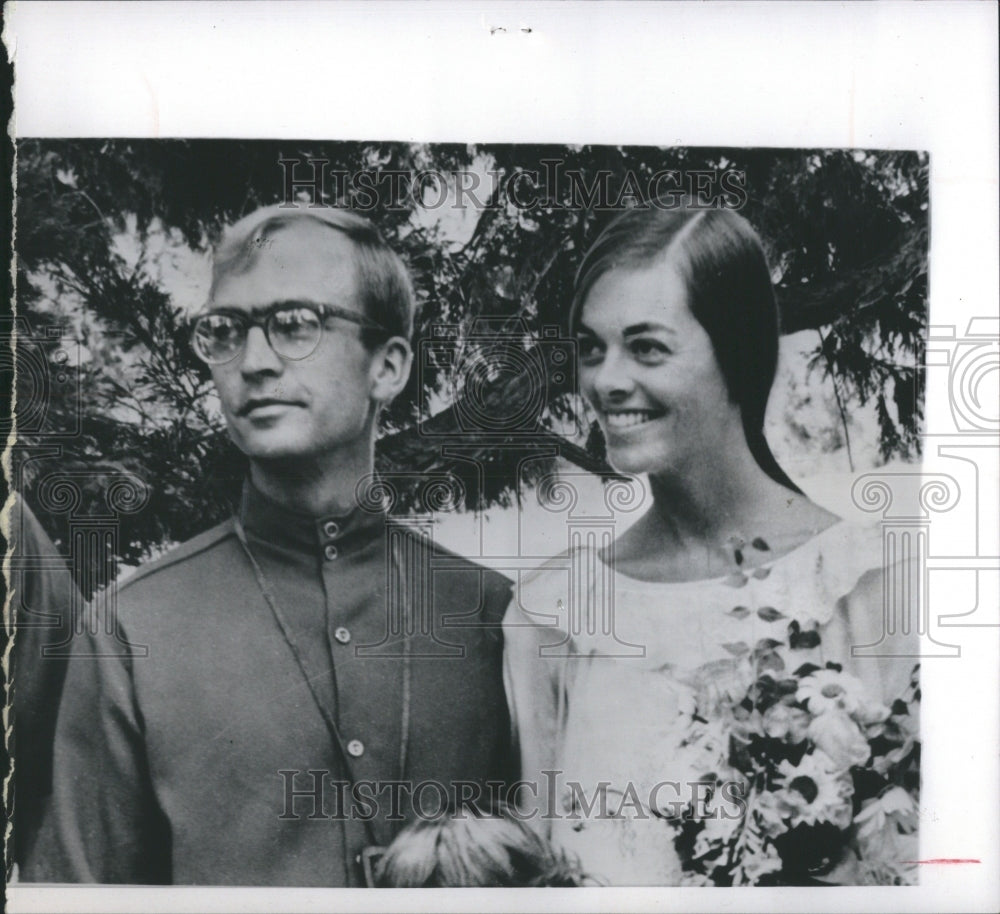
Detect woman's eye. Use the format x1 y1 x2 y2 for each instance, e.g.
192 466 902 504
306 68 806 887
577 338 604 363
629 338 670 361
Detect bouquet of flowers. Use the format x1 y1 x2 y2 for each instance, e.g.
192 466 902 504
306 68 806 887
663 656 920 886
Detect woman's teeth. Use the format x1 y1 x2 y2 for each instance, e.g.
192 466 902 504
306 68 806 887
605 411 657 429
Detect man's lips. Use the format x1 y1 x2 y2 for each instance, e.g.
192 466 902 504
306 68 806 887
236 398 304 417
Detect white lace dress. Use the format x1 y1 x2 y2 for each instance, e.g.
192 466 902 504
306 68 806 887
502 521 917 886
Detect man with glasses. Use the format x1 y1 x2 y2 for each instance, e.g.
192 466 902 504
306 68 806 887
26 207 516 886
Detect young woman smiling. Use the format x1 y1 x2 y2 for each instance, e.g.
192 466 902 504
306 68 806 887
503 204 919 886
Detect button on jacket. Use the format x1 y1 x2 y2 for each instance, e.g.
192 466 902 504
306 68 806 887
26 483 515 885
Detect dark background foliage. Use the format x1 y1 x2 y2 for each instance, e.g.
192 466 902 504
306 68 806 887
8 140 927 594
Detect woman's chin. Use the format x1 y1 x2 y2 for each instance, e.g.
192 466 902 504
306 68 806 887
606 444 689 480
605 445 659 477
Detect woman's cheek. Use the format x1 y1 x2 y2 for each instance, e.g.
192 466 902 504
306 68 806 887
579 370 600 407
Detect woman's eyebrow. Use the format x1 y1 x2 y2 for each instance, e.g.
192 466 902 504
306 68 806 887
575 321 677 339
622 322 676 338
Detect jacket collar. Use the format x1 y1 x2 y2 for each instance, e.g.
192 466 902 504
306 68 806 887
238 478 385 558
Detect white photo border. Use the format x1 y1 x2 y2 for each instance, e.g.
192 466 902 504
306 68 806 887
5 2 999 912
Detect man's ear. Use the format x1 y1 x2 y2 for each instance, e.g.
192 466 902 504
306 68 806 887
369 336 413 405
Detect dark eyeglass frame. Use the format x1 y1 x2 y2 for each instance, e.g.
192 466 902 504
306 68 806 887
190 300 389 365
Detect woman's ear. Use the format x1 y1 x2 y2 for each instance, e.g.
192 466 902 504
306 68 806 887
370 336 413 406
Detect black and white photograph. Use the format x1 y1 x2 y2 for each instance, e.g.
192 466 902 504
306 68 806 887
3 2 998 913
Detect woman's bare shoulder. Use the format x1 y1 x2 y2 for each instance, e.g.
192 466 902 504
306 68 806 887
754 489 842 550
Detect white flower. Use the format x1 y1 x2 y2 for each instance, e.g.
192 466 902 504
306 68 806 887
798 669 887 723
854 795 920 885
754 790 793 838
808 709 872 768
771 750 854 829
672 718 732 785
855 786 919 842
854 699 892 731
762 703 811 743
679 871 717 887
692 810 743 860
675 658 755 718
871 708 919 775
735 840 784 884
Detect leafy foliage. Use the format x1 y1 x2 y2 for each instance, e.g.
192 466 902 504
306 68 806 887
12 141 927 591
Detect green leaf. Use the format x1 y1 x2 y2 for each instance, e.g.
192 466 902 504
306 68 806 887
721 641 751 656
756 606 785 622
755 638 783 651
757 652 786 674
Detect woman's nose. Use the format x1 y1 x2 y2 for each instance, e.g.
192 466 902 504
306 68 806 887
240 325 283 376
588 350 635 404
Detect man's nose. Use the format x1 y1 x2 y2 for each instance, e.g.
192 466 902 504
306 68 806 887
239 325 284 377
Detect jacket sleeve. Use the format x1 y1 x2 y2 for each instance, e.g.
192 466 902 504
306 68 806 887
21 605 171 884
10 500 80 867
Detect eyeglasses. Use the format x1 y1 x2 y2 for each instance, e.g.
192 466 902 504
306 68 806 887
190 301 388 365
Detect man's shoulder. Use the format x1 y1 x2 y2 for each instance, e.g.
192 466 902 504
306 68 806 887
118 518 237 597
395 532 512 623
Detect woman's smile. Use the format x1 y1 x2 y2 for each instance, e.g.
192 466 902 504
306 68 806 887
577 259 737 477
601 408 666 431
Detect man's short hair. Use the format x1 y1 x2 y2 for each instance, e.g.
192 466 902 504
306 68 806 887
210 205 416 345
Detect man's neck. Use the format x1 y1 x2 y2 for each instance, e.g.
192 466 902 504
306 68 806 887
249 449 374 518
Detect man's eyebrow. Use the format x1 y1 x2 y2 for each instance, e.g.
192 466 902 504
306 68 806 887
269 298 329 310
252 298 325 315
203 299 325 316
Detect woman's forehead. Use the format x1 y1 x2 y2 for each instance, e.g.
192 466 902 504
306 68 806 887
578 259 695 332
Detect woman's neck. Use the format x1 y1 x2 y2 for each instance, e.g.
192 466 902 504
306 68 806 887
645 444 795 549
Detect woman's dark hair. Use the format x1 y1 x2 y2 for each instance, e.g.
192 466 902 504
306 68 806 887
374 807 589 887
572 204 801 493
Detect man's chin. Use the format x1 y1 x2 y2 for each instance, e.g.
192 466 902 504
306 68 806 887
231 430 314 463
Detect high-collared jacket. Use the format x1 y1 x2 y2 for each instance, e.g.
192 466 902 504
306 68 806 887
25 483 515 885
